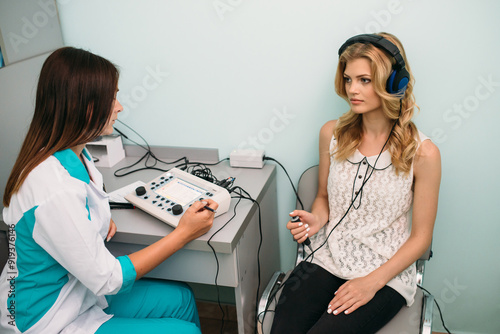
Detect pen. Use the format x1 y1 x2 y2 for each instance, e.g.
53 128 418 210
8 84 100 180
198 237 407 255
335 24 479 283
110 202 135 210
204 205 216 213
111 205 135 210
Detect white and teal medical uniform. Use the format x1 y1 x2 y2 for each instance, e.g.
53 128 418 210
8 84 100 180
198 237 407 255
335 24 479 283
0 148 200 334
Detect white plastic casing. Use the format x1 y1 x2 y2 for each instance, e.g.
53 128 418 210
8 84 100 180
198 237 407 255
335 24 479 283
125 168 231 228
86 135 125 167
230 149 265 169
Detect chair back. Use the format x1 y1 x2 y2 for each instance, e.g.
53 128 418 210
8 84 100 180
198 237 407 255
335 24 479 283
296 165 319 212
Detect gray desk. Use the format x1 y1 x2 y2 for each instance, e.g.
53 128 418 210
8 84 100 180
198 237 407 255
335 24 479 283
100 147 280 334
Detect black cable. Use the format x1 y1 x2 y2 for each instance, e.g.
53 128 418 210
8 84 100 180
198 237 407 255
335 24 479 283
206 195 243 334
113 121 189 176
184 158 229 167
114 121 231 177
204 185 262 334
263 156 304 210
229 186 263 334
303 119 397 263
419 286 453 334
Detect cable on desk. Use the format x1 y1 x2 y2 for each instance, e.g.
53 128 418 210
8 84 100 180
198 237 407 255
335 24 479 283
112 120 189 177
185 162 230 184
183 158 229 167
113 121 232 178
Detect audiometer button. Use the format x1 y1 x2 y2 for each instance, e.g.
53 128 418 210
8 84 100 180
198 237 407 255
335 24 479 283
172 204 183 215
135 186 146 196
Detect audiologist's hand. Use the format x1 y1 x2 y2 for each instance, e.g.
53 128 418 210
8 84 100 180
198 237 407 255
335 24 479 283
176 199 218 241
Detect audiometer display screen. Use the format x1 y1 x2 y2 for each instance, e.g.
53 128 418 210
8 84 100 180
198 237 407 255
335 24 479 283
155 178 206 206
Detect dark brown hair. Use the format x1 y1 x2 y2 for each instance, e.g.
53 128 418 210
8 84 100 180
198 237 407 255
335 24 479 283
3 47 119 206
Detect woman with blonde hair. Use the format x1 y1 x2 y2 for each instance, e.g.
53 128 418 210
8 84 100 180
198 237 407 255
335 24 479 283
271 33 441 333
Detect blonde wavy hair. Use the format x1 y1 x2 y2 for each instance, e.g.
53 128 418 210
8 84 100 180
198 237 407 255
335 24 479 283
333 32 419 175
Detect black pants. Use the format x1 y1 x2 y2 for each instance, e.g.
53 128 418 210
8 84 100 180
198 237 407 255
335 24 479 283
270 262 405 334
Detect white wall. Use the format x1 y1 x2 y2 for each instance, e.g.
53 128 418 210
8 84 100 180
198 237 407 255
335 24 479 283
55 0 500 333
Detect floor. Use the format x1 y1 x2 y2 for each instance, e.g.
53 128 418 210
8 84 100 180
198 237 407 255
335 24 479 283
197 301 238 334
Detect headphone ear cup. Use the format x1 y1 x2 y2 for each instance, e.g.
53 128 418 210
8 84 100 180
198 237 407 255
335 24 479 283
386 68 410 95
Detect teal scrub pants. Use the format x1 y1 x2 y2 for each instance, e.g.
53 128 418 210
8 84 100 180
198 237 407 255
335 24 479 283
96 279 201 334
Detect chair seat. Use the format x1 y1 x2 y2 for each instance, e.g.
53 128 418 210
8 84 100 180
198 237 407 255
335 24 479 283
258 270 433 334
377 288 424 333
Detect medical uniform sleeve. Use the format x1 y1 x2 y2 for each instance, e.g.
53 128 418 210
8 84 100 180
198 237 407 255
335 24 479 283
31 187 137 296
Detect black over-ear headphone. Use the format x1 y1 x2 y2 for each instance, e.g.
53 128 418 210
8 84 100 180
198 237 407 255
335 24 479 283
338 34 410 96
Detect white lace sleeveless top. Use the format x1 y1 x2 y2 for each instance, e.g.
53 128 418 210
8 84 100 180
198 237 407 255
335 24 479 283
310 131 429 306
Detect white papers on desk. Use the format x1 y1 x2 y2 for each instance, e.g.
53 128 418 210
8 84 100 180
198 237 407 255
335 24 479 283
108 181 146 203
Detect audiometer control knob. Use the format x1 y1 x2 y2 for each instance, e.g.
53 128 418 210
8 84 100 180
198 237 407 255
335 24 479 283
172 204 183 215
135 186 146 196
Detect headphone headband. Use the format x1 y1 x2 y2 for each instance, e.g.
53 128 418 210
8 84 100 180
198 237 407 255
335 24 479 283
338 34 409 95
338 34 405 69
